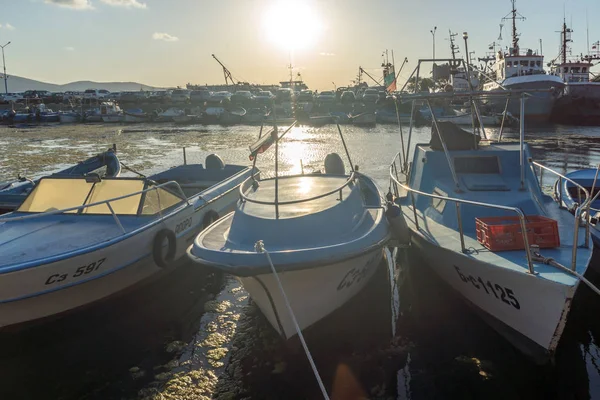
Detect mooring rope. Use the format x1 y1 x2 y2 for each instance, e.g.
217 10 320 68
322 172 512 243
531 248 600 296
254 240 330 400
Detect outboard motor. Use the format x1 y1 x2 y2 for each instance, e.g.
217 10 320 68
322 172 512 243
386 201 410 247
206 154 225 169
324 153 345 175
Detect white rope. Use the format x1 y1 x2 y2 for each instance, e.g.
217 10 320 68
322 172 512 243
254 240 330 400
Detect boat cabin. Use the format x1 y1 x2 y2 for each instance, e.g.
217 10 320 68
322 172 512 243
493 48 545 81
550 61 593 83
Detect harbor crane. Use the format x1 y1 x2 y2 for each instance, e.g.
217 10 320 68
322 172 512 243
212 54 237 89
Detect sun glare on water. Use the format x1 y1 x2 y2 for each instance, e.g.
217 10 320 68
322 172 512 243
262 1 324 51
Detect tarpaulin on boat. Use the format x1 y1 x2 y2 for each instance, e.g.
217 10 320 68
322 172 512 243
430 121 480 151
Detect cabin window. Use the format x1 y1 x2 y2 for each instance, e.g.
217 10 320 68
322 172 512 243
520 60 529 67
536 60 541 67
583 67 588 72
454 156 501 174
563 67 568 73
529 61 534 67
506 61 512 67
572 67 580 73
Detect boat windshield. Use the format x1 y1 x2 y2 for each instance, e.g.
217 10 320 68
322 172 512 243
17 177 184 216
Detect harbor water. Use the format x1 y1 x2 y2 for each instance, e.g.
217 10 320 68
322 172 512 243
2 122 600 399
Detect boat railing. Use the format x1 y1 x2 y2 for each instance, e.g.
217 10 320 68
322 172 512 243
532 161 591 251
239 171 357 206
0 180 189 235
390 152 590 273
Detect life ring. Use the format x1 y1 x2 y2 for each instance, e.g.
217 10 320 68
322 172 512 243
203 210 219 230
152 228 177 268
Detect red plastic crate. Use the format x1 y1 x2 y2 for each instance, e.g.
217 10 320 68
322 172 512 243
475 215 560 251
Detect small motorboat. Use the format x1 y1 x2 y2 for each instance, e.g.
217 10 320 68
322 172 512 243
350 112 376 127
0 148 121 215
241 108 269 125
188 122 390 338
375 108 412 124
219 107 247 125
0 152 253 328
554 167 600 246
155 107 185 122
388 81 595 363
124 109 149 123
59 111 82 124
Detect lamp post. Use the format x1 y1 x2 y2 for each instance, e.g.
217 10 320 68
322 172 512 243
430 26 437 59
1 41 11 94
332 81 336 90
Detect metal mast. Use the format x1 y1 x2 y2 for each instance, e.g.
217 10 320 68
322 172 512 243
449 31 459 59
502 0 525 55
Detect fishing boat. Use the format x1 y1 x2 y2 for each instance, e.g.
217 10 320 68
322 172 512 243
553 167 600 246
388 84 594 363
36 105 60 123
187 122 390 338
350 112 376 127
0 148 121 215
59 110 82 124
0 152 253 328
549 21 600 125
376 108 412 124
481 1 564 122
124 109 149 123
85 102 121 123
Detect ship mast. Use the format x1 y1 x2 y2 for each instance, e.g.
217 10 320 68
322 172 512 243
561 19 572 64
502 0 525 55
449 31 459 59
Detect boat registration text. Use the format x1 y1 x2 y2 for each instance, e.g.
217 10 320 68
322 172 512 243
454 266 520 310
45 258 107 285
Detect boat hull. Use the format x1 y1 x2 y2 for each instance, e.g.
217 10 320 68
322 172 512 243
410 230 577 362
59 114 80 123
102 115 123 123
484 75 564 122
238 248 384 338
0 170 248 328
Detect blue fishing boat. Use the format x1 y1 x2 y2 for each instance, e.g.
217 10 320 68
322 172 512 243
0 148 121 214
553 167 600 246
188 122 390 338
388 79 594 363
0 152 253 328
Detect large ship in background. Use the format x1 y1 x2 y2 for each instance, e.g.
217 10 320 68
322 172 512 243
482 0 564 122
550 21 600 125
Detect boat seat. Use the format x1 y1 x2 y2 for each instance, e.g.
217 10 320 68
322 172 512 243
461 174 510 191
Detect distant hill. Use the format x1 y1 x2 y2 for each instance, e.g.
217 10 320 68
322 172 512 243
0 75 164 92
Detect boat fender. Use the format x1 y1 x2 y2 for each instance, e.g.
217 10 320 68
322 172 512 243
203 210 220 229
386 201 410 247
324 153 345 175
152 229 177 268
206 154 225 169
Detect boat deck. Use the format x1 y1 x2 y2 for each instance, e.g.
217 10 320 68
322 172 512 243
241 175 353 219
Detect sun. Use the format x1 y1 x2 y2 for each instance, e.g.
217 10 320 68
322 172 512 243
262 1 324 51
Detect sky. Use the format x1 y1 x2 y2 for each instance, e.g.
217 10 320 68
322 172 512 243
1 0 599 90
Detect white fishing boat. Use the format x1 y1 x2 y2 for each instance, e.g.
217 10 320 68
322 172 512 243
388 80 595 363
0 153 253 328
188 122 390 338
481 1 564 122
85 102 122 123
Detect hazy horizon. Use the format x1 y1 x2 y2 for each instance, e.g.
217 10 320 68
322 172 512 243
2 0 599 91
